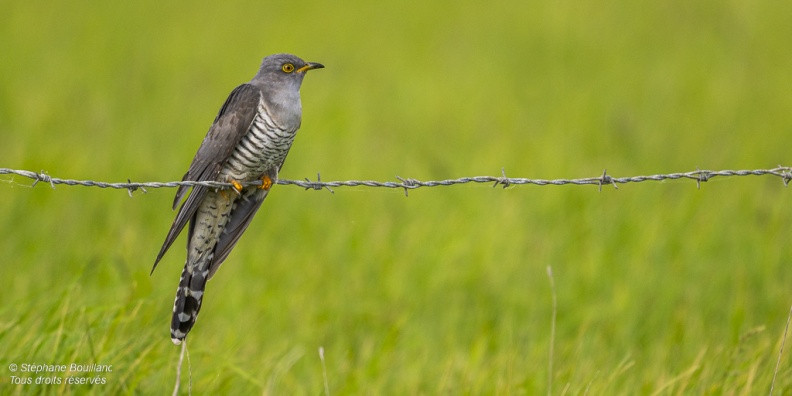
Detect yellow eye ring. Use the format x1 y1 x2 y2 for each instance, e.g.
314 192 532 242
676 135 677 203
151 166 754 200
282 63 295 73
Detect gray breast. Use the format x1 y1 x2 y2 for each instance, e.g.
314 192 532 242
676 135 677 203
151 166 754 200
221 97 298 181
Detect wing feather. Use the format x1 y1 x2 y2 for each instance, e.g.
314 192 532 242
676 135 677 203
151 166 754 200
152 83 262 273
205 166 279 279
207 188 268 279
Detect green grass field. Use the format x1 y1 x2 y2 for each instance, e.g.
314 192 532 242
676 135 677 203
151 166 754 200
1 0 791 394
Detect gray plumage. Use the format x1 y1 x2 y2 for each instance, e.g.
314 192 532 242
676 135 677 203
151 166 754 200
152 53 323 345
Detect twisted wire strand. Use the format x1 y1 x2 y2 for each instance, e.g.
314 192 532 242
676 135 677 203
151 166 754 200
1 167 790 197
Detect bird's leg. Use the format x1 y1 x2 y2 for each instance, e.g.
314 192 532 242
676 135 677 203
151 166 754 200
259 175 273 191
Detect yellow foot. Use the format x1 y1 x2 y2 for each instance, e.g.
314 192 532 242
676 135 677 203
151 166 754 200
259 175 273 190
230 180 243 194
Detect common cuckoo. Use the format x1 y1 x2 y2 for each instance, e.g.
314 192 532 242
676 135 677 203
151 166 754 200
152 53 323 344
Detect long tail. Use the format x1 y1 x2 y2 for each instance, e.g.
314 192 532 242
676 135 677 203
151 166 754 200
170 262 209 345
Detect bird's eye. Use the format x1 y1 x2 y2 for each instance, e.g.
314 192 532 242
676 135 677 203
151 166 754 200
282 63 295 73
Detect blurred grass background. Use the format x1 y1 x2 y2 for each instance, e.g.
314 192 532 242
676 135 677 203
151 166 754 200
1 0 791 393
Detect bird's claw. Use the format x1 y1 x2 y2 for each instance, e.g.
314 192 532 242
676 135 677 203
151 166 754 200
230 180 244 195
259 175 273 190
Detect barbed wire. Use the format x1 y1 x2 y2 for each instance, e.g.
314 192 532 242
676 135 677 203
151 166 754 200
1 166 790 197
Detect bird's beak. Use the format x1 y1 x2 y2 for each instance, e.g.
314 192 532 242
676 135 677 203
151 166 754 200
296 62 324 73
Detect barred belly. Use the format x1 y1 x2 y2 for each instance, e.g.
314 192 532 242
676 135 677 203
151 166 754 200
220 98 297 182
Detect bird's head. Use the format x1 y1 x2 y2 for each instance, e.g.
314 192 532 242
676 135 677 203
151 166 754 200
254 53 324 91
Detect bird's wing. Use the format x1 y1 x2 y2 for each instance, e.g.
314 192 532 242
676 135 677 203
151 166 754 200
206 180 272 280
152 83 262 273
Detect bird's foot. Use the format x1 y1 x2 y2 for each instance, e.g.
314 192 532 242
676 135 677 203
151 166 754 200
225 179 243 196
259 175 273 190
231 180 244 194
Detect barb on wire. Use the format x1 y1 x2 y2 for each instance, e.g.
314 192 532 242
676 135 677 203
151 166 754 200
304 173 334 194
1 166 790 196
